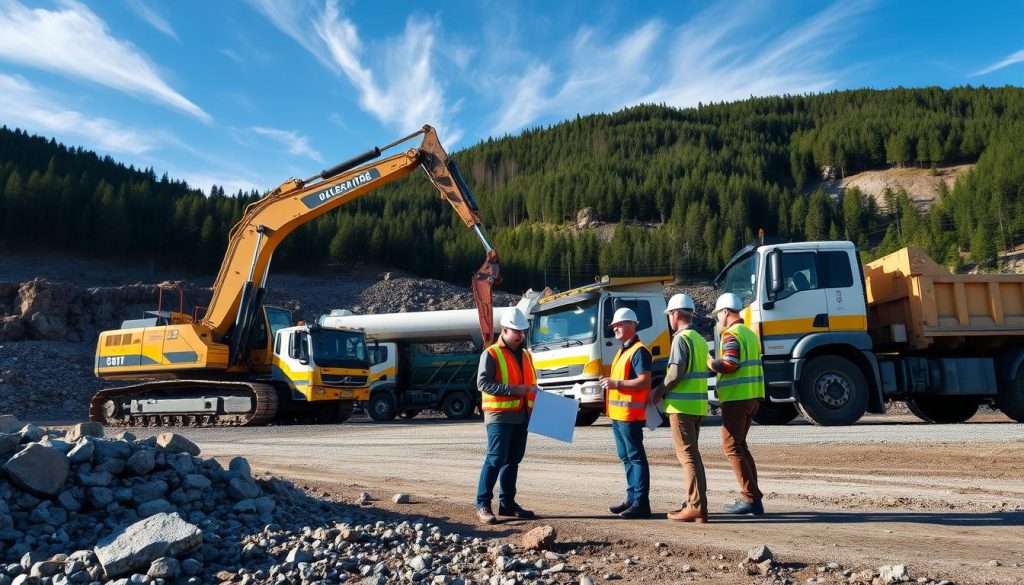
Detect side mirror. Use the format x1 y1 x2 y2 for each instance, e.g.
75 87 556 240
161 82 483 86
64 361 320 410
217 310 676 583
768 250 784 301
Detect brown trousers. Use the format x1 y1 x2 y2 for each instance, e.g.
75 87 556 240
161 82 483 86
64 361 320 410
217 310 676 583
720 398 763 502
668 413 706 511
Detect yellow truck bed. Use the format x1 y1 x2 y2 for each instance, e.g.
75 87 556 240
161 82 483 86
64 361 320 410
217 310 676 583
864 247 1024 351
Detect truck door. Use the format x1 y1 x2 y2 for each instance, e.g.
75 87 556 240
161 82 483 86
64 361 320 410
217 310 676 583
760 250 829 357
368 342 395 388
818 250 866 334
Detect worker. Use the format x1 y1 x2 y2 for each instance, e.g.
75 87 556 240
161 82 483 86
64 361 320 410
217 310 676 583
708 292 766 515
651 293 709 523
601 307 653 519
475 308 541 525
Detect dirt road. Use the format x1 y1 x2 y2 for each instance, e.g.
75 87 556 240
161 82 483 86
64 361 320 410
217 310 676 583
141 416 1024 584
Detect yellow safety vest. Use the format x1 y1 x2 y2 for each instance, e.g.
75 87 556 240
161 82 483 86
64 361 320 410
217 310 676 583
662 328 709 416
481 343 537 413
606 339 651 422
716 322 765 402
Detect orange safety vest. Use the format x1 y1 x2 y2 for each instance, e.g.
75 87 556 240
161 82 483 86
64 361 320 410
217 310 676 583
606 339 650 422
481 342 537 413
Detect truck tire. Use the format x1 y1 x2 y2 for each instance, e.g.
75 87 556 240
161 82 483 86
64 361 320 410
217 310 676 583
753 401 799 425
399 409 421 419
907 396 980 424
795 356 868 426
996 365 1024 422
575 410 601 426
442 391 474 420
368 392 397 422
332 400 355 424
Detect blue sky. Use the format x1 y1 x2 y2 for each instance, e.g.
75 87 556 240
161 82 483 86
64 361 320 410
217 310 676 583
0 0 1021 195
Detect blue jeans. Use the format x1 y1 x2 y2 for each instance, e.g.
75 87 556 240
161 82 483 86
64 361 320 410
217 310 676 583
476 422 529 508
612 419 649 505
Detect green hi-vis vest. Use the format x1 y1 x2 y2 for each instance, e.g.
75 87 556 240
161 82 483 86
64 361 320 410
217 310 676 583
662 328 709 416
716 322 765 402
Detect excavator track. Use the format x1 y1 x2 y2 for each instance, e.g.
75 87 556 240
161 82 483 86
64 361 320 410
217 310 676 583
89 380 280 428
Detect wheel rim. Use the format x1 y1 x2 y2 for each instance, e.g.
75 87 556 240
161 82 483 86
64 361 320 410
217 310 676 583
450 398 466 415
814 372 852 409
372 398 391 417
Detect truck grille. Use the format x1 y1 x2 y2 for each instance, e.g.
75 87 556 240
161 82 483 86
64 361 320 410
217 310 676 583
321 374 368 388
539 364 584 379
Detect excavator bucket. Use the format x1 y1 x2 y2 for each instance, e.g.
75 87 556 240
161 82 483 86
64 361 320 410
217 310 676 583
472 250 502 346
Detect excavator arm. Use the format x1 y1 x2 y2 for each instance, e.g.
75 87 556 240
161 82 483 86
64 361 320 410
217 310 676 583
203 125 500 365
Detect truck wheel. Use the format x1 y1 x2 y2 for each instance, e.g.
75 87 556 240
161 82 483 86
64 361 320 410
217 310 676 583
996 364 1024 422
442 391 473 420
368 392 397 422
907 396 980 423
575 410 601 426
753 401 799 425
796 356 868 426
399 409 421 419
332 400 355 424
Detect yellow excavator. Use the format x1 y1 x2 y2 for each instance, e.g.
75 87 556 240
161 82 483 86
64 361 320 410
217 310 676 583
91 125 501 427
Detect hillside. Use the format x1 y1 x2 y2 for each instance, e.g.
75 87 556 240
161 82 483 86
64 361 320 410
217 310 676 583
2 86 1024 290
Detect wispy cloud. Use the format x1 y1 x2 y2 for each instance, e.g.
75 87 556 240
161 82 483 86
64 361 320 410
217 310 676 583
125 0 178 41
0 0 209 122
973 49 1024 77
0 73 158 155
250 127 323 162
249 0 461 144
489 0 869 135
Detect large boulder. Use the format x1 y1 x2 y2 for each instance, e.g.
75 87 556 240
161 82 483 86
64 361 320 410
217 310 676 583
521 525 557 551
0 415 22 434
94 513 202 578
156 433 200 456
65 422 105 443
3 443 70 496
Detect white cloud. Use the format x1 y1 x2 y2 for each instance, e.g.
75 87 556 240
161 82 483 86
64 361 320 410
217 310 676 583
0 73 158 155
125 0 178 41
973 49 1024 77
250 0 460 144
0 0 209 122
250 127 324 162
489 0 868 135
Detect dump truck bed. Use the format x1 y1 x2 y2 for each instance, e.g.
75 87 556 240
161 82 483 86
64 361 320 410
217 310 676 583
864 247 1024 352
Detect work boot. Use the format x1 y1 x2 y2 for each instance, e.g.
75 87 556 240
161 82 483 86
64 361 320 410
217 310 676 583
619 500 651 519
498 502 536 519
723 499 764 515
609 500 632 514
476 505 498 525
667 506 708 523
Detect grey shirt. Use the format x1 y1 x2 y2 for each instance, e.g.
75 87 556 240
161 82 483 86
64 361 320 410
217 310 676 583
477 341 529 425
658 325 693 395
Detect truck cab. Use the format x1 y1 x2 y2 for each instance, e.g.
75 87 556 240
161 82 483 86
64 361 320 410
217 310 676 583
716 239 884 425
271 324 371 404
526 276 672 425
365 340 479 421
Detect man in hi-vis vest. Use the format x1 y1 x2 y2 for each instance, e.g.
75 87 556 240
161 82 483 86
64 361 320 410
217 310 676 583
601 307 654 519
651 293 710 523
708 292 766 516
475 308 541 525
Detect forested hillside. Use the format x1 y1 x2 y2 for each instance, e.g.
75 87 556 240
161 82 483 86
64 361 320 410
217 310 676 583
1 86 1022 292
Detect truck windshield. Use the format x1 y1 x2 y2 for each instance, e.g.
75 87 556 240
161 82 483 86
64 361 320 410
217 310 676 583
718 252 758 307
311 329 368 369
529 301 598 352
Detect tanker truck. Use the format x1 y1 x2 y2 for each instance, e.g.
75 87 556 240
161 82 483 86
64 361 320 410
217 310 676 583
319 307 519 422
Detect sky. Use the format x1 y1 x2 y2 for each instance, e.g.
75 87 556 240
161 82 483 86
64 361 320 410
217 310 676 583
0 0 1021 195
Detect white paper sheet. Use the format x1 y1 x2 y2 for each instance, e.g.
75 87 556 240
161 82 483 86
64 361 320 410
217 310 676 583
527 391 580 443
645 401 663 431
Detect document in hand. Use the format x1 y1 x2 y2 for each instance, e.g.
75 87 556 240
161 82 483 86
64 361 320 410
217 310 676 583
527 391 580 443
645 401 663 431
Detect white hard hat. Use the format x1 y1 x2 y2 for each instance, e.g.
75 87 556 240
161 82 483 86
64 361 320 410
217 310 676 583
664 293 695 314
610 307 638 325
712 292 743 316
500 308 530 331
